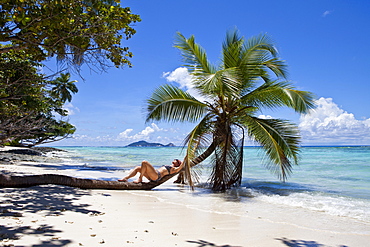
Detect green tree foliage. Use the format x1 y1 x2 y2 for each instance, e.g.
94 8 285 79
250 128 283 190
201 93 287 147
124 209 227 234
146 30 316 191
0 0 141 71
0 49 77 146
0 0 140 146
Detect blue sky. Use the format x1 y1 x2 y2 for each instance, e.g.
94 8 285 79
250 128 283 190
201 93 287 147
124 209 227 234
52 0 370 146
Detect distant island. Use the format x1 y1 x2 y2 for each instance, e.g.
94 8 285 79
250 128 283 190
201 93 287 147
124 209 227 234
126 140 175 147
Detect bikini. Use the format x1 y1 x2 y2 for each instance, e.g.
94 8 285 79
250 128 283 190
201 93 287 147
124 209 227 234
163 165 172 173
150 165 172 182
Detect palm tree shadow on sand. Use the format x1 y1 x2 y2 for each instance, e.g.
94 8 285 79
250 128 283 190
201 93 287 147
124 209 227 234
0 186 102 246
185 237 350 247
186 239 242 247
275 237 349 247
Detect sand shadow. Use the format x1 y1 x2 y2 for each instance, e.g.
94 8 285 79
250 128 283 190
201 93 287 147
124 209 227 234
275 237 349 247
0 185 103 245
0 224 71 246
186 239 242 247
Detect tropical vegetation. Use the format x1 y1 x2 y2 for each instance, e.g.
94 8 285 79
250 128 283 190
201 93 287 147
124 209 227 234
0 0 141 72
146 29 315 191
0 49 77 146
0 0 140 146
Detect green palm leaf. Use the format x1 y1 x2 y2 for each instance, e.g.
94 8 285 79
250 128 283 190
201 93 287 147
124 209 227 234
239 34 288 87
222 28 244 69
174 32 216 75
282 88 316 113
243 116 300 180
182 114 214 187
195 67 242 99
146 84 207 123
243 33 278 59
241 80 315 113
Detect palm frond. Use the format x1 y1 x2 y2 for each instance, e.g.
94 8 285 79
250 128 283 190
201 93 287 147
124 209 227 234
241 80 316 114
146 84 207 123
240 80 289 109
282 88 316 114
174 32 216 75
222 29 244 69
243 33 278 58
194 67 243 99
242 116 301 181
238 34 288 86
182 115 215 187
182 114 214 149
262 57 288 79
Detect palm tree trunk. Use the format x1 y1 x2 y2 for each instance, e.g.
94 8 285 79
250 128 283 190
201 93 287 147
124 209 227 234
0 141 219 190
212 130 231 191
0 172 179 190
226 133 244 187
190 140 218 166
173 140 218 184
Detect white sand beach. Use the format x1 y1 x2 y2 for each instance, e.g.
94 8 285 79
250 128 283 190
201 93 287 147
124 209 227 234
1 147 369 247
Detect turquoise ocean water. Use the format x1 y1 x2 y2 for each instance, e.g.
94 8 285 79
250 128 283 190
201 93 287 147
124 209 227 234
54 146 370 224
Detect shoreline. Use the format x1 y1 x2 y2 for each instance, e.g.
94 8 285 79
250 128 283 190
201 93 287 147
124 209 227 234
1 147 370 246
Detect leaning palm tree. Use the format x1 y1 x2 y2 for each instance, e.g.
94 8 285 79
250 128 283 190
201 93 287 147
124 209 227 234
146 29 315 191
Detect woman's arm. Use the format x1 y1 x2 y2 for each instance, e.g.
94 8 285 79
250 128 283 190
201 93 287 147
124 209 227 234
171 160 185 174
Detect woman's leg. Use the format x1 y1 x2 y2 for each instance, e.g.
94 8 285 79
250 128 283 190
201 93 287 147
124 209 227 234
133 160 158 183
118 166 141 182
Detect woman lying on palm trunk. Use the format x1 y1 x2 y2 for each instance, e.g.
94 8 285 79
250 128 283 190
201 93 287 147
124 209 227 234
118 159 184 183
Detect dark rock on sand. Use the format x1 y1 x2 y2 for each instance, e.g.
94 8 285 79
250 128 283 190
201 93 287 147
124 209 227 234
0 147 65 164
31 147 66 154
3 149 42 156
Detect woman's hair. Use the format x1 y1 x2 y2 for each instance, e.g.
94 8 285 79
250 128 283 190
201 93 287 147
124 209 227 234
174 159 182 167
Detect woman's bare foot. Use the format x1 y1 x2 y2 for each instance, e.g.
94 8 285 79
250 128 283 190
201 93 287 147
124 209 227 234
118 178 128 182
133 178 142 184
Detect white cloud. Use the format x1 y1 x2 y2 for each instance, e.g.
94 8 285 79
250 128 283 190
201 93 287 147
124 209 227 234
54 122 187 146
163 67 193 89
322 10 332 17
117 123 163 142
67 134 115 144
258 114 273 119
138 123 161 136
299 97 370 145
118 129 134 139
163 67 208 102
63 103 80 115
